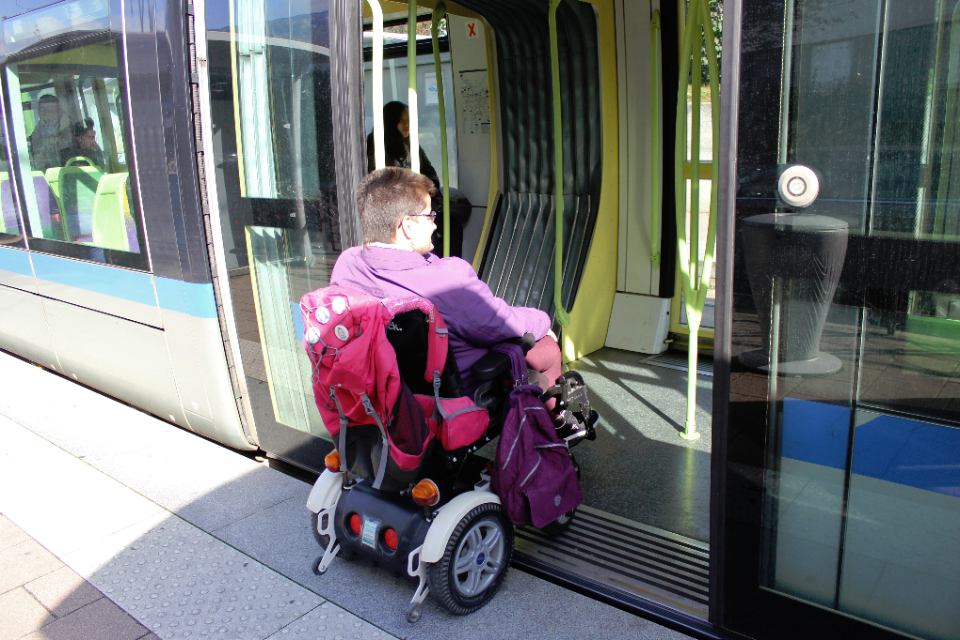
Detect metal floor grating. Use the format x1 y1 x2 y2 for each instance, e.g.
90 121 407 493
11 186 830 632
514 505 710 619
641 351 714 377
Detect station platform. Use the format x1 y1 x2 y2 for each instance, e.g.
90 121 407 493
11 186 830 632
0 350 694 640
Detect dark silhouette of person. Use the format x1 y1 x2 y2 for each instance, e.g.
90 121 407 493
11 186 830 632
28 95 66 172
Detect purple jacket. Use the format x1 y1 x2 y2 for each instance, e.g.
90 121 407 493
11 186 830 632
330 246 551 394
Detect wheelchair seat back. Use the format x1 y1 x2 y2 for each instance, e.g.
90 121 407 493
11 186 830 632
301 286 495 493
386 310 464 398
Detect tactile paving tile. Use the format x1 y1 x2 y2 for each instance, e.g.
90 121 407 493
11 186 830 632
85 516 323 639
266 602 393 640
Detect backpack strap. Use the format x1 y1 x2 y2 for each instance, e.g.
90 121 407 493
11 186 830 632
360 393 391 490
423 305 448 385
329 386 349 473
492 342 529 387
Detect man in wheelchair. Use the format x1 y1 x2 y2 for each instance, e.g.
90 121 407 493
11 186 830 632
302 167 596 621
330 167 595 436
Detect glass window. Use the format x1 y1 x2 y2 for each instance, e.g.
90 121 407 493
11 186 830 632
0 87 24 247
2 0 145 269
362 50 458 190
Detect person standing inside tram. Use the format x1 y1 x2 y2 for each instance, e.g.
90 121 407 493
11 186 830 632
330 167 563 409
366 100 468 258
28 95 67 172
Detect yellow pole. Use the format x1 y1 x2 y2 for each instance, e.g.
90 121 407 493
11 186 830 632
408 1 420 173
675 0 720 440
431 4 450 256
367 0 385 169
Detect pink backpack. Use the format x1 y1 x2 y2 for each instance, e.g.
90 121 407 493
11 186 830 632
300 285 489 489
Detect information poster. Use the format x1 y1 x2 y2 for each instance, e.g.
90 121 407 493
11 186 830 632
458 69 490 134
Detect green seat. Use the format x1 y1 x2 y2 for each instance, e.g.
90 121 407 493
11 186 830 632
91 172 131 252
44 166 62 204
57 157 104 242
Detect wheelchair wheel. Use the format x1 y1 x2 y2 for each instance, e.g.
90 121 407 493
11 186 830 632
428 503 513 615
539 508 576 536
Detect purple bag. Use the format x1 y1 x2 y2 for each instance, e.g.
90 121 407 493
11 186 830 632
491 376 584 528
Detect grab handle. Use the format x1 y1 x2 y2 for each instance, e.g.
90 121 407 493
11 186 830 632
431 4 450 256
650 10 661 271
548 0 570 326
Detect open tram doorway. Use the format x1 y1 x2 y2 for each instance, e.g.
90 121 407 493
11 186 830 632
358 0 718 621
201 0 719 624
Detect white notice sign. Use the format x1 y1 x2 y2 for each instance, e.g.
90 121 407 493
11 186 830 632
425 72 439 105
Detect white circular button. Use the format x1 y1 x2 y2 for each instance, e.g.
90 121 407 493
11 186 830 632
304 327 321 345
787 177 806 196
334 325 349 341
778 165 820 208
331 297 347 315
315 307 330 325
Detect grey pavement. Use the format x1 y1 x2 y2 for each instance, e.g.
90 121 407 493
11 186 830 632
0 349 693 640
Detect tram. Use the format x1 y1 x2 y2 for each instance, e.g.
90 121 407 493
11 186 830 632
1 0 958 638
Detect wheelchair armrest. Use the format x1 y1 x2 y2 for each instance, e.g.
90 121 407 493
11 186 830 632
469 333 535 381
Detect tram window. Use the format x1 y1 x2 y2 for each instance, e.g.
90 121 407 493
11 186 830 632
2 31 145 269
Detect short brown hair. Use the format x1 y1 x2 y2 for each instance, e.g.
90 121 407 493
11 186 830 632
356 167 436 244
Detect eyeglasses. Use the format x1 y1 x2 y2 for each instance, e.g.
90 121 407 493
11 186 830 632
398 211 437 228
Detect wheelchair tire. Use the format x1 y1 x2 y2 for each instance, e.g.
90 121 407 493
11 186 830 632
428 503 513 615
539 508 576 536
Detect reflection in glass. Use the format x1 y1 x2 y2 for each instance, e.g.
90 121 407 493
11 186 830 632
733 0 960 638
246 226 328 436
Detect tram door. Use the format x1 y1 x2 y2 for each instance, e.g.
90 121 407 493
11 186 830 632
721 0 960 639
201 0 342 465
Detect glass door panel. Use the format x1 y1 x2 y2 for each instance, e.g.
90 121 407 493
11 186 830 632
724 0 960 638
206 0 340 468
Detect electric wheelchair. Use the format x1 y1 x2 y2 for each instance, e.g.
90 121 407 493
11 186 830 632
305 303 595 622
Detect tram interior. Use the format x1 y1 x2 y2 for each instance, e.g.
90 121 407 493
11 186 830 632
212 0 714 615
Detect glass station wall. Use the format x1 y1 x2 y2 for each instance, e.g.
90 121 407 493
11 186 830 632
728 0 960 638
205 0 340 452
